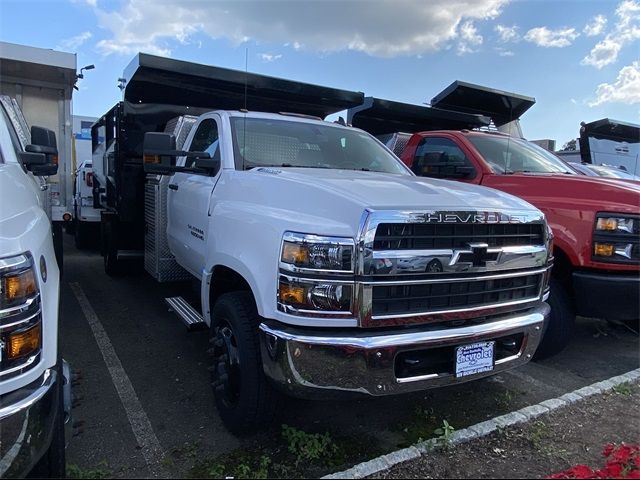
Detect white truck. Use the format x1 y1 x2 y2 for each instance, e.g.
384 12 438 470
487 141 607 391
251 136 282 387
97 54 553 433
0 41 77 271
72 159 100 248
0 89 70 477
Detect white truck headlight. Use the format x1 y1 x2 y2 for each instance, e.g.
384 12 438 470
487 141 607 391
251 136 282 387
280 232 354 273
0 253 42 365
279 277 353 312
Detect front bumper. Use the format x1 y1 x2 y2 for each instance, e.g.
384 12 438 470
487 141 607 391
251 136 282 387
0 365 70 478
573 270 640 321
260 303 549 399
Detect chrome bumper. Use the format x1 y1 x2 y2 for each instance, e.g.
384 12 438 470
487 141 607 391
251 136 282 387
260 303 549 399
0 363 70 478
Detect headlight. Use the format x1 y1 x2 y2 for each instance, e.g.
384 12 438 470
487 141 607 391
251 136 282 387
593 213 639 264
278 276 353 312
280 232 354 273
0 253 42 369
596 217 635 233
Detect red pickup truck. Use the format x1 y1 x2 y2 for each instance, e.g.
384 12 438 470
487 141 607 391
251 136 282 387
349 97 640 358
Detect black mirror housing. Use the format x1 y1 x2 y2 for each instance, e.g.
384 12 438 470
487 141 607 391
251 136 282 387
22 126 59 176
143 132 177 174
143 132 215 176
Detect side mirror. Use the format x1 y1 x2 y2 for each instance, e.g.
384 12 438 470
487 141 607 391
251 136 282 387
143 132 215 176
143 132 178 175
20 126 58 176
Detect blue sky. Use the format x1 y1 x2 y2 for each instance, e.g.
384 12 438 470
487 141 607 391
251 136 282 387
1 0 638 147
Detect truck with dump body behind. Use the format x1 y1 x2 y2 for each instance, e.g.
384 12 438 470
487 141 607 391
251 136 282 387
0 41 77 271
93 54 553 433
347 83 640 358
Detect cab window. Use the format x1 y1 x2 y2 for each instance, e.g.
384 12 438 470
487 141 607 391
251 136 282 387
188 118 221 166
412 137 476 179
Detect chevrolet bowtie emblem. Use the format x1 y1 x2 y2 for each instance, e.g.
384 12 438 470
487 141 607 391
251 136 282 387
467 242 490 267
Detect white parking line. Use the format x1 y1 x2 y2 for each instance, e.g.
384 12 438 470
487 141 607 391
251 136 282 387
70 282 167 478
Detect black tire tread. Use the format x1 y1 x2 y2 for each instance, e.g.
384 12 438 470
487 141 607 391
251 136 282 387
534 279 575 360
211 291 277 434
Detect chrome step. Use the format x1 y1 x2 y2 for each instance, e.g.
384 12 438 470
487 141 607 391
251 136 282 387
165 296 206 331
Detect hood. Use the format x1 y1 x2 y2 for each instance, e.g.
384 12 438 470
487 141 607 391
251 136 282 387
250 167 539 210
216 167 543 238
482 173 640 215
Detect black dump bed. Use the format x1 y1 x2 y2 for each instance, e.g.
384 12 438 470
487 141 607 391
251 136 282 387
347 96 490 136
122 53 363 119
430 80 535 127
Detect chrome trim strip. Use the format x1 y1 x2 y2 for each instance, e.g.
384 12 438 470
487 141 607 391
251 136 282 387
0 353 41 378
0 306 41 331
260 306 544 350
371 297 541 321
362 267 547 286
0 369 55 420
0 254 30 270
0 295 40 321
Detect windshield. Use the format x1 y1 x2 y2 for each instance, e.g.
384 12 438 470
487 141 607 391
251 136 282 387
468 135 577 175
230 116 410 174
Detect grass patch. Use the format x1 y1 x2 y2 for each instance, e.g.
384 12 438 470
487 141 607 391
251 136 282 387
189 425 383 479
66 461 111 479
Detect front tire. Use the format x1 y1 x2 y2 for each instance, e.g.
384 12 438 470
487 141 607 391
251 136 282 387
209 291 277 434
534 279 575 360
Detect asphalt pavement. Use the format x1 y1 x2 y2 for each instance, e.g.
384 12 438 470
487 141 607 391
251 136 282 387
59 234 639 478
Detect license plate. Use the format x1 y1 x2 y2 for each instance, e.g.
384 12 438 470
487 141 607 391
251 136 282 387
455 341 495 378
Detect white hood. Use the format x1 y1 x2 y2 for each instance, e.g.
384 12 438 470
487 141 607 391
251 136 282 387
216 167 541 238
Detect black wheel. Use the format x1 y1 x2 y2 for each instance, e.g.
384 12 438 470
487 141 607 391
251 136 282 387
74 222 89 250
209 291 277 434
534 279 575 360
103 219 121 276
30 367 66 478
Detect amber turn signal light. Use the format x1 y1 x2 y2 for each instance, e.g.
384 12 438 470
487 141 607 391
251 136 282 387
7 323 41 360
3 270 37 304
594 243 614 257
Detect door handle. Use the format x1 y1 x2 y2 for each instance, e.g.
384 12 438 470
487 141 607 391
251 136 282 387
168 184 179 191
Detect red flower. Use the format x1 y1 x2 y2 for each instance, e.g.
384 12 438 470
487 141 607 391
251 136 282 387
547 444 640 479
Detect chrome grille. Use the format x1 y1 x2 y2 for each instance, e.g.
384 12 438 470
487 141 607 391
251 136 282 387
372 272 542 317
373 223 545 250
357 209 549 327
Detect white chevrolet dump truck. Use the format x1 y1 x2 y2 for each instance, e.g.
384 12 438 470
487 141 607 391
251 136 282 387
95 54 553 433
0 91 70 477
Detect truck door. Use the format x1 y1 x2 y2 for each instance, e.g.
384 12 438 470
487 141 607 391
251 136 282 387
166 117 222 277
409 136 480 184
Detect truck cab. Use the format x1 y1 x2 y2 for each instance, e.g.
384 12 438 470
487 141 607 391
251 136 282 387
349 93 640 359
0 95 70 478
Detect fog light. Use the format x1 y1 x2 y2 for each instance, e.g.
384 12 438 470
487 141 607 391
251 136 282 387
7 323 41 359
594 243 614 256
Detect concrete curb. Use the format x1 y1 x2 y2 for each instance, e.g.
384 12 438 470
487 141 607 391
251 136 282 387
322 368 640 479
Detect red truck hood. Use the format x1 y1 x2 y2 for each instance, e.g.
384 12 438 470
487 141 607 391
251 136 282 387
481 173 640 215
